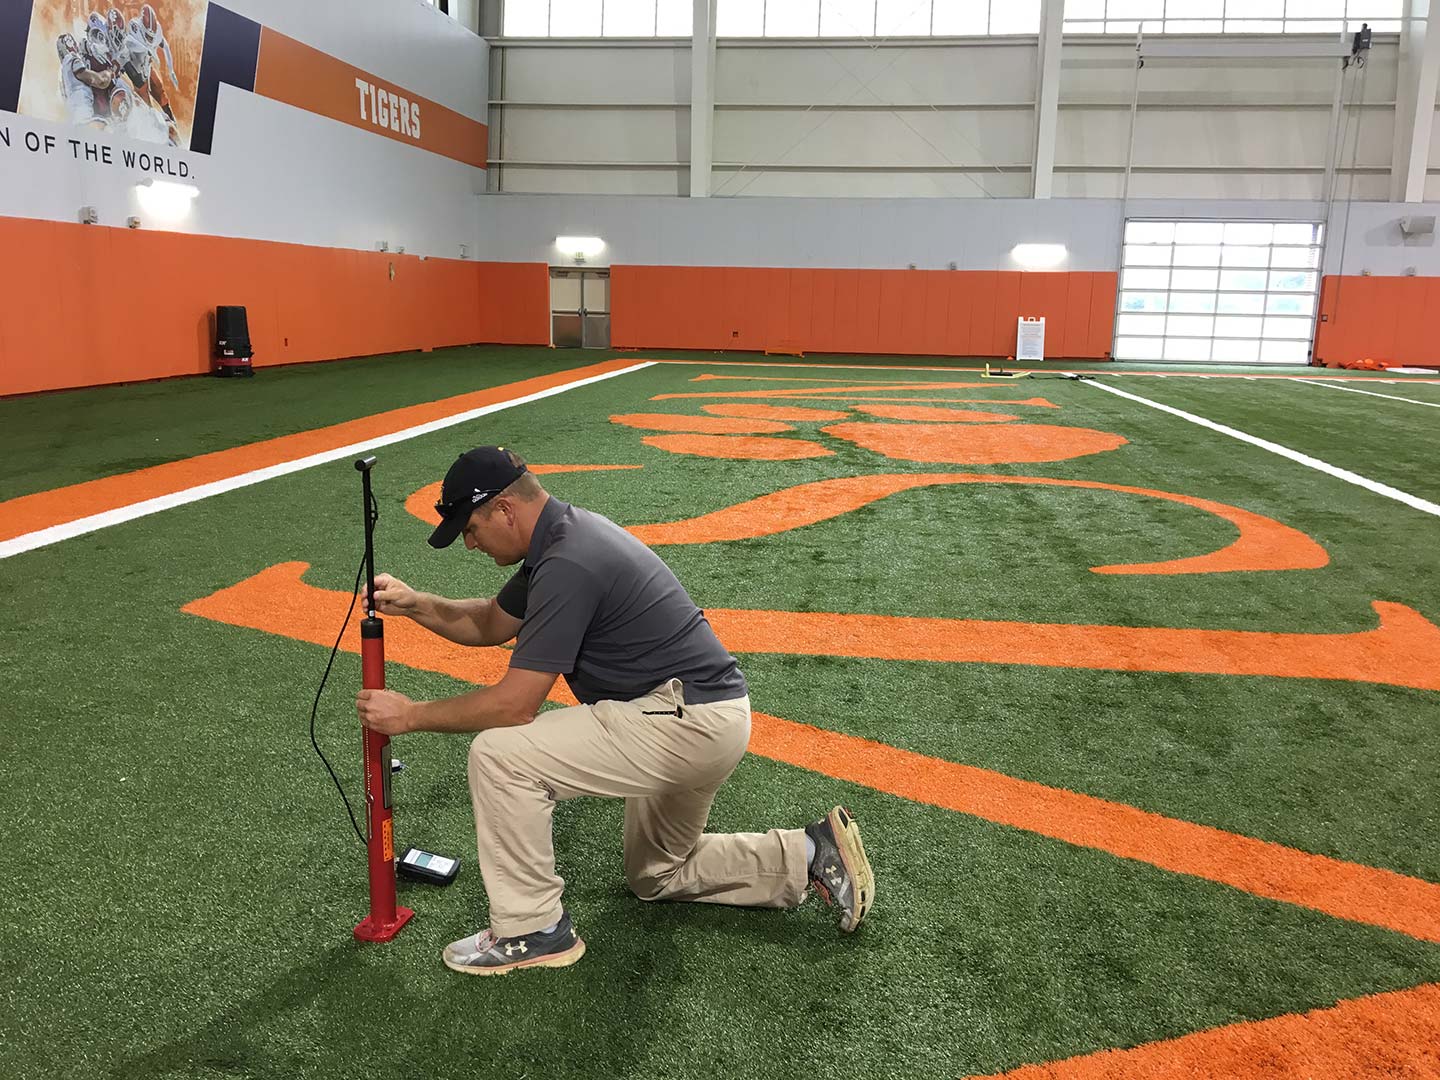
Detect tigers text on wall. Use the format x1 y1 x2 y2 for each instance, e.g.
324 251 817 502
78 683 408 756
355 78 421 141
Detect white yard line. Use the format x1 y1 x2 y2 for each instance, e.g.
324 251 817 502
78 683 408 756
0 362 656 560
1081 378 1440 519
1297 379 1440 409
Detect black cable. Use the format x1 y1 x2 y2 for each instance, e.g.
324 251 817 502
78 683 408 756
308 546 369 846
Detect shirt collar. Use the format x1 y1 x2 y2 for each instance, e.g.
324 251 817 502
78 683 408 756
522 496 567 572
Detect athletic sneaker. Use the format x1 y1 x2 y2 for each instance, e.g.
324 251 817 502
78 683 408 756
442 911 586 975
805 806 875 932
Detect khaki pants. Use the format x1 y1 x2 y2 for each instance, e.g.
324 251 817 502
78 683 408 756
466 677 810 937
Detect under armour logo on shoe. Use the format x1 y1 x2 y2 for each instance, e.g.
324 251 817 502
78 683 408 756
505 941 528 955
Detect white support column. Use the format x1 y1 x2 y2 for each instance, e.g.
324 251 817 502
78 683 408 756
689 0 717 198
1391 0 1440 203
1031 0 1064 198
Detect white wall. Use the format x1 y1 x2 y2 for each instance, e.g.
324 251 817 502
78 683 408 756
1 0 488 258
474 192 1440 276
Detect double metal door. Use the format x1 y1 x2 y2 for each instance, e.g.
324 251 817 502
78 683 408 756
551 269 610 349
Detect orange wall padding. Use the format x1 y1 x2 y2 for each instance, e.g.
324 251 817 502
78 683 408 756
1314 275 1440 369
610 266 1118 358
474 261 552 349
0 215 549 396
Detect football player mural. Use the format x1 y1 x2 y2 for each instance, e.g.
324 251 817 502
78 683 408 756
17 1 205 148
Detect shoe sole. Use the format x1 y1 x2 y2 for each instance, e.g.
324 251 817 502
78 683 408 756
443 937 587 976
829 806 875 932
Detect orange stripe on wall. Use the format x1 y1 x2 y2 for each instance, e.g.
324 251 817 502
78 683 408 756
0 216 548 397
253 27 488 169
611 266 1118 359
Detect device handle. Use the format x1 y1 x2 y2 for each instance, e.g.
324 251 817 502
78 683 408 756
355 457 378 618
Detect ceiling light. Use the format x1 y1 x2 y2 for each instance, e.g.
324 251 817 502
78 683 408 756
135 179 200 223
1010 243 1067 270
556 235 605 261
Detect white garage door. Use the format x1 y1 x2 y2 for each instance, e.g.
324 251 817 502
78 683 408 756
1114 220 1325 365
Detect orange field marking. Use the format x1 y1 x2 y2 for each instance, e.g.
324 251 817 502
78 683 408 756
641 434 834 460
707 603 1440 693
654 382 998 400
182 562 578 708
759 396 1061 407
404 464 642 528
688 376 1062 407
692 374 912 382
971 981 1440 1078
701 403 852 421
821 421 1129 464
617 473 1327 576
0 359 641 544
181 562 1440 944
749 710 1440 944
610 412 793 434
852 405 1022 422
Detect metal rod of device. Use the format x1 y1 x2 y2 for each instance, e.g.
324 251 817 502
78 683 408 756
358 456 378 617
351 456 414 943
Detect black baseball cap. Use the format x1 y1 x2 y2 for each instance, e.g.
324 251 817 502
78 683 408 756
427 446 527 549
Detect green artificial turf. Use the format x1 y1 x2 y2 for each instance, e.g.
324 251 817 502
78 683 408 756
0 346 599 502
4 345 1435 504
1080 375 1440 505
2 351 1438 1080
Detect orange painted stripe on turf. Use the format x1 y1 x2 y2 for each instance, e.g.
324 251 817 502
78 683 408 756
969 981 1440 1078
181 562 1440 943
690 381 1063 408
850 405 1022 422
641 434 835 460
689 375 1028 387
701 404 852 421
611 413 794 434
653 382 998 400
619 473 1328 576
708 602 1440 693
747 711 1440 944
180 562 580 707
685 396 1063 407
0 360 639 544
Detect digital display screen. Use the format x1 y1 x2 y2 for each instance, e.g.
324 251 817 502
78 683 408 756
404 849 454 874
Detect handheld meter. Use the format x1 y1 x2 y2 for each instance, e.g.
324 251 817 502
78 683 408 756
397 847 459 886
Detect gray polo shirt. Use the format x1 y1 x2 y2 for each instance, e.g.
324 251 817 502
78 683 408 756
496 497 748 706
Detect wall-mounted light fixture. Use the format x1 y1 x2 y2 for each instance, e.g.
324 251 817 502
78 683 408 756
556 235 605 264
1010 243 1068 270
134 179 199 224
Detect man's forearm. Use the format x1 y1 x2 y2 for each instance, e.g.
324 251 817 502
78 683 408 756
408 593 492 645
408 686 531 733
